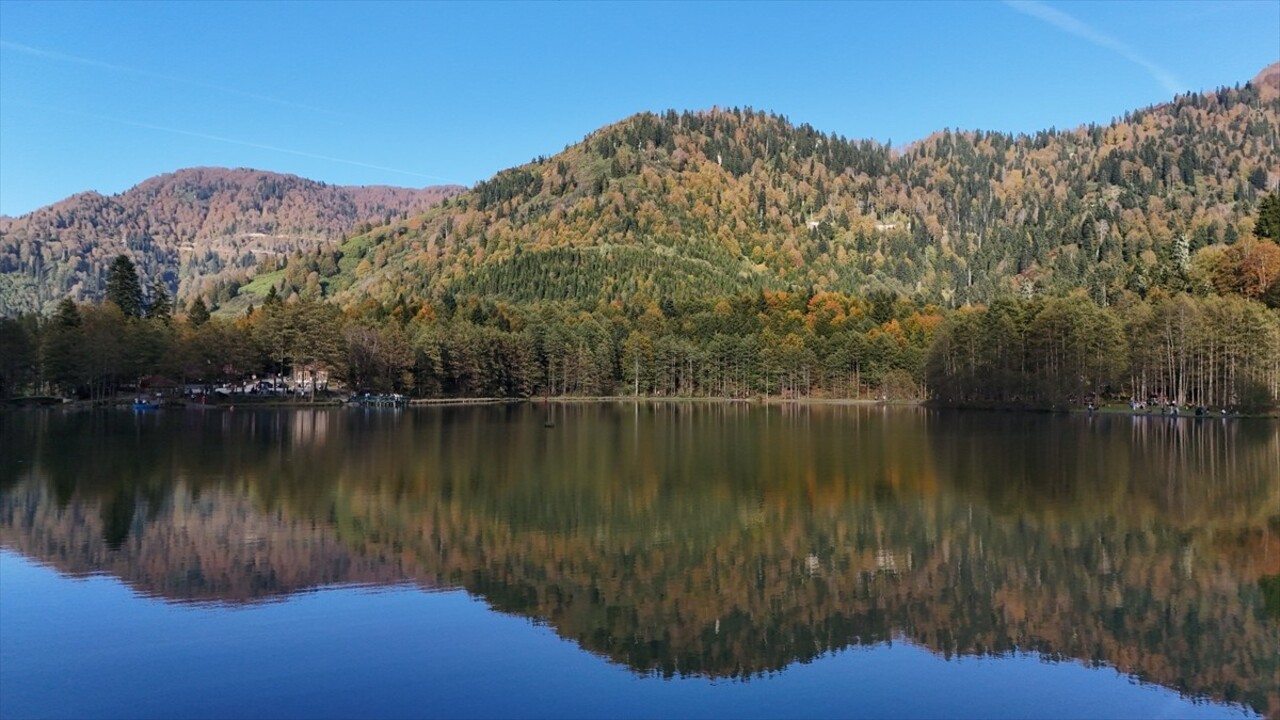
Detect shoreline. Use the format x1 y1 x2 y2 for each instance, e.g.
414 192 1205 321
5 395 1275 418
924 400 1279 420
2 395 919 411
529 395 910 406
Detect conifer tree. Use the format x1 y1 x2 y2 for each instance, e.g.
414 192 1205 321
0 317 36 398
42 298 84 395
1256 193 1280 240
187 297 211 326
53 297 81 328
148 279 172 323
104 255 144 318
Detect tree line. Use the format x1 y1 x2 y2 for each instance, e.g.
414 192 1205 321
2 254 1278 411
927 291 1280 409
0 256 936 401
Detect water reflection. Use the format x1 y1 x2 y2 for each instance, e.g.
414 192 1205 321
0 405 1276 715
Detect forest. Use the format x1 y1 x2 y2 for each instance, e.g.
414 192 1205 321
0 168 459 315
2 70 1280 410
4 70 1278 321
303 74 1279 315
2 243 1278 410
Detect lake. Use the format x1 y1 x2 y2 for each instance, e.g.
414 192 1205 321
1 404 1276 719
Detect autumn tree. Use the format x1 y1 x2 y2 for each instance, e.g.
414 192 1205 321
345 323 413 393
78 303 128 400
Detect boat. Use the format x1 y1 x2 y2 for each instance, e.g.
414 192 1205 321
132 398 161 410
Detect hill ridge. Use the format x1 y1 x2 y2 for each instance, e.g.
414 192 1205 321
301 71 1277 313
2 64 1278 316
0 167 462 314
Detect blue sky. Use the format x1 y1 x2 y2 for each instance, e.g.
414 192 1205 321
1 1 1277 217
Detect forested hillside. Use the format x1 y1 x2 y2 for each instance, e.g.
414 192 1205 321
3 66 1279 409
287 63 1280 314
0 168 461 314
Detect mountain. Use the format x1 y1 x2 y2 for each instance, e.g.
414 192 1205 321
0 168 462 314
1253 61 1280 99
4 67 1276 319
258 66 1276 314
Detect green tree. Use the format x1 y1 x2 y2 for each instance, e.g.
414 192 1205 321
52 297 81 328
345 323 413 393
79 303 128 400
256 300 345 400
148 279 172 323
0 316 37 398
621 330 654 396
1247 166 1268 191
126 316 171 383
42 299 85 397
1256 193 1280 240
294 301 345 399
187 297 211 326
104 255 144 318
254 301 299 384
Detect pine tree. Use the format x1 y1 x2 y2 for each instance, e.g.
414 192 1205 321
1248 166 1269 191
42 299 84 396
148 279 172 323
104 255 144 318
0 317 36 398
1256 193 1280 240
187 297 211 326
53 298 81 328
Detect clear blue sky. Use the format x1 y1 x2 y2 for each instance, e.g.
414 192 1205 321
1 1 1277 217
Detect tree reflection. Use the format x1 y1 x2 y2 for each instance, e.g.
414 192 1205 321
0 405 1276 715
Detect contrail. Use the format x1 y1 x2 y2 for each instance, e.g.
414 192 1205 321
1004 1 1184 96
118 118 464 184
8 100 464 184
0 39 349 119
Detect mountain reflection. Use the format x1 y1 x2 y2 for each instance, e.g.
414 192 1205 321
1 405 1276 715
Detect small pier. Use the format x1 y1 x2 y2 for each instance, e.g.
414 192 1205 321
346 393 408 408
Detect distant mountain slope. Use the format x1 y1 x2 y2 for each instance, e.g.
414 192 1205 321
5 65 1276 318
1252 61 1280 99
0 168 462 314
297 66 1278 313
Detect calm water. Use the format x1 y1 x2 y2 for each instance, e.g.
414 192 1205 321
1 404 1276 719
